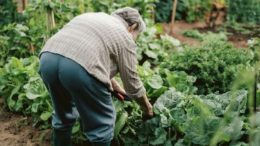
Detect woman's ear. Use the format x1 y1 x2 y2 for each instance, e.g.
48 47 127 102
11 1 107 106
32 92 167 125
128 23 138 32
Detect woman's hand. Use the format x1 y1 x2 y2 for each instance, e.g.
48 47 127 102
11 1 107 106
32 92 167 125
111 79 153 118
135 94 154 118
111 78 126 95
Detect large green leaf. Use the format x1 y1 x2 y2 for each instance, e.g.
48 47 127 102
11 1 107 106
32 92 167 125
7 84 21 110
40 111 52 121
150 127 167 145
154 88 184 113
26 92 41 100
147 74 163 89
145 50 158 59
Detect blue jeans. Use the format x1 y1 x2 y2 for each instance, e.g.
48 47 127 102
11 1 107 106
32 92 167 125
39 52 115 146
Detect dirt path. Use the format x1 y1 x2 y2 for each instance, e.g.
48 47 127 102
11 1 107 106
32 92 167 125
162 21 254 48
162 21 205 47
0 98 51 146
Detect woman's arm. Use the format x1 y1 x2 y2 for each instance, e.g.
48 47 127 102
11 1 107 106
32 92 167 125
116 39 153 117
111 78 153 117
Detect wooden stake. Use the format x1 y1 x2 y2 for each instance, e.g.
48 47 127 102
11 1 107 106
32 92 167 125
254 65 258 112
22 0 27 11
170 0 178 34
46 0 56 33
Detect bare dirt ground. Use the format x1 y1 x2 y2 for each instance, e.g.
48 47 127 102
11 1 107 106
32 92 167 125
162 21 206 47
0 98 51 146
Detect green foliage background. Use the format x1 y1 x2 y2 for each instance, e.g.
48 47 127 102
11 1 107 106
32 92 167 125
0 0 259 145
228 0 260 24
155 0 212 23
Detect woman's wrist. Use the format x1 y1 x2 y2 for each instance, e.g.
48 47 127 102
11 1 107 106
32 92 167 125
135 95 153 114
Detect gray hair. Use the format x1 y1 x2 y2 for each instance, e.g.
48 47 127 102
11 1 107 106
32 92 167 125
111 7 146 32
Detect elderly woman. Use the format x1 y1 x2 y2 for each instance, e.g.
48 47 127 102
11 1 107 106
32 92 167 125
38 7 153 146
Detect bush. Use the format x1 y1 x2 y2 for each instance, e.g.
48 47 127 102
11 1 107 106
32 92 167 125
0 56 51 127
228 0 260 24
0 0 24 25
161 38 254 94
155 0 212 23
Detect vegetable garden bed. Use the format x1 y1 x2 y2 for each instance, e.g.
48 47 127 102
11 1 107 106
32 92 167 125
0 0 259 146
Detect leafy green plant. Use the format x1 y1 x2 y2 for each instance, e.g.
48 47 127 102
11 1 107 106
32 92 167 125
138 61 197 101
249 112 260 146
137 25 182 65
155 0 212 22
154 0 173 22
228 0 260 24
0 0 24 25
161 38 254 94
121 88 248 145
0 56 51 127
0 23 35 66
90 0 156 19
182 29 204 41
183 30 228 42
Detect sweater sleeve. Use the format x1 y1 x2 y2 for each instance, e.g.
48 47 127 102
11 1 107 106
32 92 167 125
117 39 146 99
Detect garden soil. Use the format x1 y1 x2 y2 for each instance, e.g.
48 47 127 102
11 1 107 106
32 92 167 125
0 98 51 146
